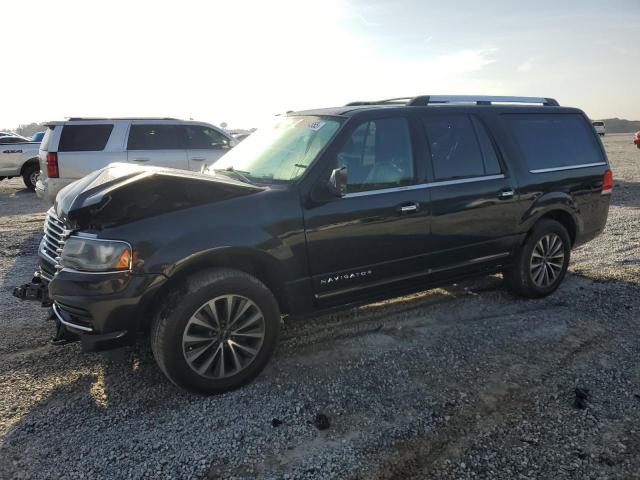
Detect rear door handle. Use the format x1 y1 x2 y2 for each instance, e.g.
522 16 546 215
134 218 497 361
397 202 419 214
133 158 149 162
191 157 205 161
499 189 514 199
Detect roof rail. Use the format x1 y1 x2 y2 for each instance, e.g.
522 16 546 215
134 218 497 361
345 95 559 107
65 117 181 121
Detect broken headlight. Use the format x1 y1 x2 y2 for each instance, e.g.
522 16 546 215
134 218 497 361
60 237 132 272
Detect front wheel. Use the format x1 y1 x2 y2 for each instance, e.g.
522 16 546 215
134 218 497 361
151 268 280 394
503 219 571 298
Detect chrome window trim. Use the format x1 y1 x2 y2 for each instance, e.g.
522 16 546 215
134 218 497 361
343 174 505 198
52 303 93 332
529 162 607 174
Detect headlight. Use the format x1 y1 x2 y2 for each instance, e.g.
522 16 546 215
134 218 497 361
60 237 132 272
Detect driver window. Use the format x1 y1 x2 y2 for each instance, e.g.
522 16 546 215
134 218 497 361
186 126 229 149
337 117 414 193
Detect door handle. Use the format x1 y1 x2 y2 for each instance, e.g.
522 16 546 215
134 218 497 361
397 202 419 214
133 158 149 162
191 157 206 161
499 189 514 199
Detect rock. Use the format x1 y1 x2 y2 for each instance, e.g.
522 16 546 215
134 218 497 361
312 413 330 431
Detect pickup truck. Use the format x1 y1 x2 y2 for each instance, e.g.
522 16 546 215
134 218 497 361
0 135 41 189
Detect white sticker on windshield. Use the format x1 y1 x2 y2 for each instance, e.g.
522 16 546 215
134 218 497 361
307 121 326 131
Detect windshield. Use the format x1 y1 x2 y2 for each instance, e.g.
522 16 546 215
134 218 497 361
212 115 342 184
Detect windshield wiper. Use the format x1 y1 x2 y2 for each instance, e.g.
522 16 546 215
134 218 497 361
214 167 253 184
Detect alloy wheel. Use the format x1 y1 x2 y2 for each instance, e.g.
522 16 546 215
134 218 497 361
530 233 565 288
182 295 265 379
29 170 39 188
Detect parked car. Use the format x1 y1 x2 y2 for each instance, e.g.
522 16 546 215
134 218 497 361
0 131 18 137
0 135 41 189
14 95 612 394
592 120 606 136
31 131 45 142
36 118 236 204
634 131 640 149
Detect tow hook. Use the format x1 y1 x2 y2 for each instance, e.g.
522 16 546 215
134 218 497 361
12 276 51 307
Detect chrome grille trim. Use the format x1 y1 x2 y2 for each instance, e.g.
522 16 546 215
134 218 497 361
41 210 72 272
52 303 93 332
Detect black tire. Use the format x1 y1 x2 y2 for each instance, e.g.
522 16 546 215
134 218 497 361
22 162 39 190
503 219 571 298
151 268 280 394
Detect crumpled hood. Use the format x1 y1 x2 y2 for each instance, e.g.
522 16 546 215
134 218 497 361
55 163 263 229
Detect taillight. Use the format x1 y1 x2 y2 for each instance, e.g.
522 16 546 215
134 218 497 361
46 152 59 178
602 169 613 194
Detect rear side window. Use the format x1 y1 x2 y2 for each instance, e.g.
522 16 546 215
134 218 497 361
58 125 113 152
128 125 184 150
508 114 605 171
185 126 229 149
422 115 501 180
337 117 414 193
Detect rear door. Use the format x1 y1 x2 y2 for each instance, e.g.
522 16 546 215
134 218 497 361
184 124 232 171
126 123 188 170
420 113 521 269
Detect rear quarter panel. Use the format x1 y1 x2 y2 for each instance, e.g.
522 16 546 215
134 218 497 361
494 108 610 246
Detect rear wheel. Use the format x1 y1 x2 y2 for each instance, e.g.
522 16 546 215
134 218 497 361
503 219 571 298
151 268 280 394
22 163 39 190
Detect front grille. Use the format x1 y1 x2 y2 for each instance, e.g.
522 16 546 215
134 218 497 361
41 209 71 272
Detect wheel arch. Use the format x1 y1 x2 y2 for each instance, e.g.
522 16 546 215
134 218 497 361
520 192 581 246
143 247 290 329
20 157 39 175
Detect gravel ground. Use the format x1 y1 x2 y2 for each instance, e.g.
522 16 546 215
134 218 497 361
0 134 638 480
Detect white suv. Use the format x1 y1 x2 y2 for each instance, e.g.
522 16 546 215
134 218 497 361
36 118 235 204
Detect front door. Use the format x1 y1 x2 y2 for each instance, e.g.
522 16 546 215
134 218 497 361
184 125 231 171
303 115 431 307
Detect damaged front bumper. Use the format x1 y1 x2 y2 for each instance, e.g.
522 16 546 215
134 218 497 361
13 260 167 352
12 271 51 306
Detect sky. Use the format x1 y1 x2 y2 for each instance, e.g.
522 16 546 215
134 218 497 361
2 0 639 129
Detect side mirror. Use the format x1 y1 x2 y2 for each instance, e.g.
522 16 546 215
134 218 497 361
328 166 348 197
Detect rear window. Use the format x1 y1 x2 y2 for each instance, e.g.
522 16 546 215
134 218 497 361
592 121 604 127
508 114 605 171
58 124 113 152
127 124 184 150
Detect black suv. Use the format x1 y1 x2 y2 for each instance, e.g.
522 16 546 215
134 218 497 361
15 95 612 394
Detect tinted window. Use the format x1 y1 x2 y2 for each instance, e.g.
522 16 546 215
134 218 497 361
337 117 414 193
0 137 24 144
508 114 605 170
185 126 229 149
58 125 113 152
422 115 485 180
470 116 502 175
127 125 184 150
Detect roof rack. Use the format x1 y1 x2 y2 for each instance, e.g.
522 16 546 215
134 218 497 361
345 95 559 107
65 117 181 121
